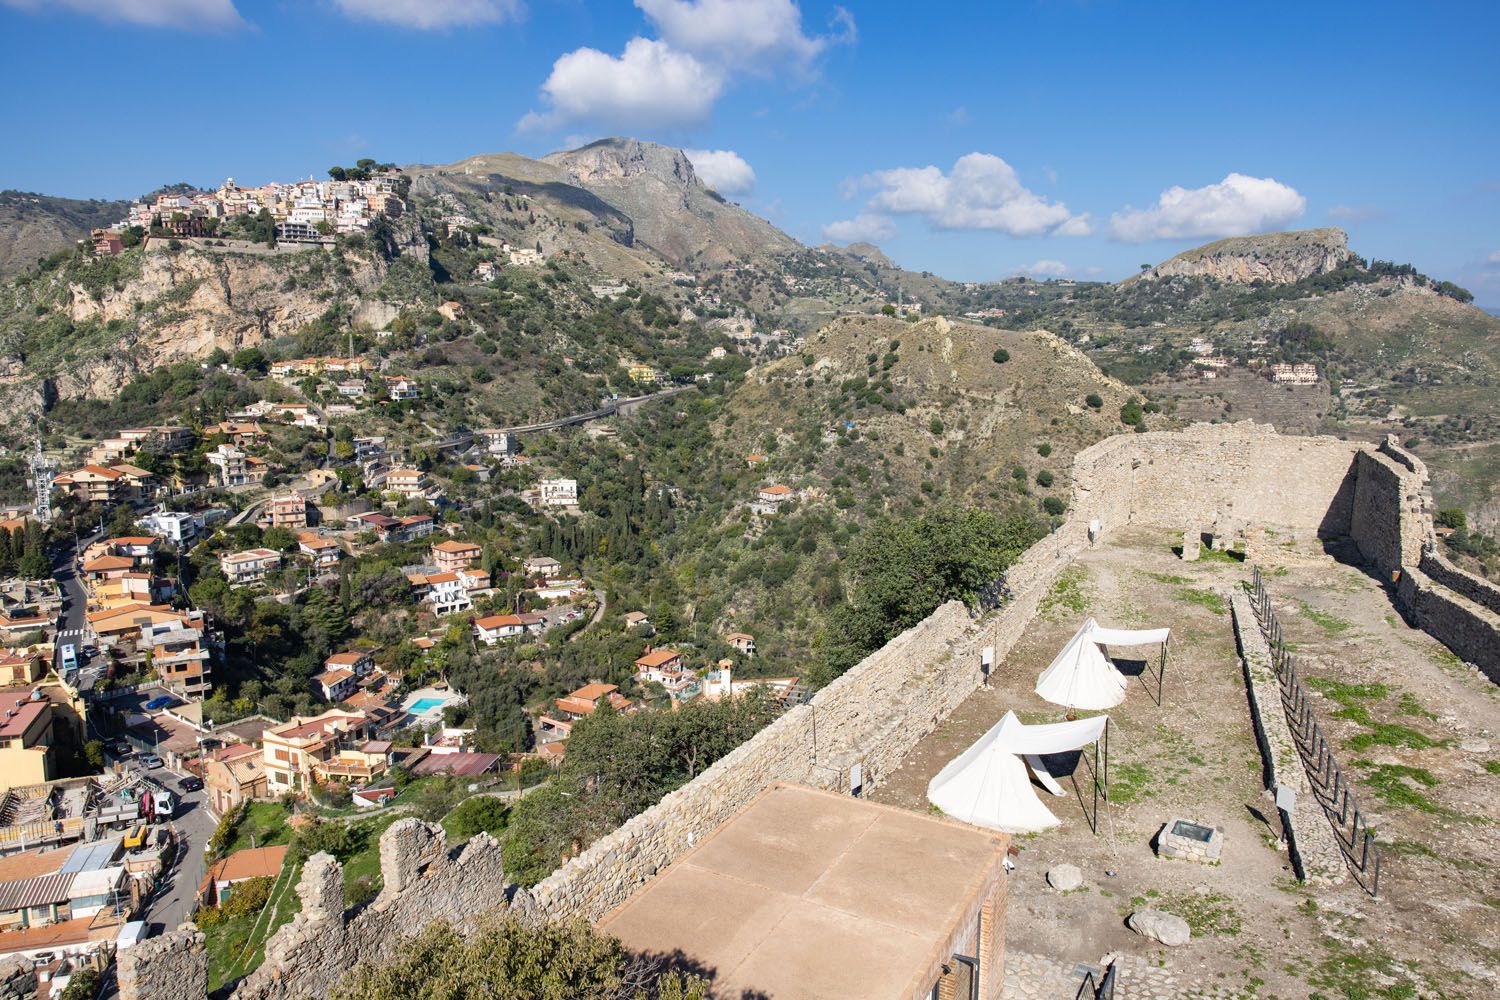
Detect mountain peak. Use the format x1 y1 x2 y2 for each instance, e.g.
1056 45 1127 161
544 138 700 190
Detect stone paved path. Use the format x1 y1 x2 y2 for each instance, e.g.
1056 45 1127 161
1003 950 1246 999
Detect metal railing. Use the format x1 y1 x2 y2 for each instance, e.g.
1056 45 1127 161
1250 567 1382 898
1075 961 1117 1000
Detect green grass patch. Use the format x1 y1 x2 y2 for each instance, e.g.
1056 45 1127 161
1483 761 1500 776
1306 677 1389 701
1298 601 1353 635
205 861 302 991
1159 890 1243 937
214 802 295 859
1109 761 1154 804
1147 571 1191 585
1041 567 1090 619
1305 678 1446 750
1308 940 1420 1000
1396 692 1436 720
1354 761 1442 813
1175 587 1226 615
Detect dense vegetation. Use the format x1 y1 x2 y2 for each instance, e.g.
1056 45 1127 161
331 915 708 1000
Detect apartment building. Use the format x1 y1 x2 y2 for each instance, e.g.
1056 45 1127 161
430 540 481 574
220 549 281 586
265 494 308 531
260 709 379 794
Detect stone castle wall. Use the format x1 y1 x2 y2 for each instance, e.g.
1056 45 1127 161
120 422 1500 1000
1070 422 1360 539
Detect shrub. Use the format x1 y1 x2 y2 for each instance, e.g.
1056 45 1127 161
1120 400 1144 426
993 347 1010 364
928 417 945 435
1043 497 1066 516
1085 393 1103 409
1036 443 1052 457
1035 470 1054 488
221 875 275 919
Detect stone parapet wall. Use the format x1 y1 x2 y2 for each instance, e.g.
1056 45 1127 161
1419 548 1500 618
1397 567 1500 683
1229 593 1345 884
231 824 510 1000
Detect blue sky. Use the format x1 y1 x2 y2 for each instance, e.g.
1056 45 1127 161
4 0 1498 305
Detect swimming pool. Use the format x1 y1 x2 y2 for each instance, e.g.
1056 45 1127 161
409 697 446 713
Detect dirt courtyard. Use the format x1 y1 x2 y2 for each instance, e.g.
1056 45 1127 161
870 527 1500 999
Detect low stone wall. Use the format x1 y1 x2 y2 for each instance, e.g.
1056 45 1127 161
1398 566 1500 682
1228 593 1344 884
1419 547 1500 618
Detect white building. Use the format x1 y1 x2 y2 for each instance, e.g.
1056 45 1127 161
540 478 579 508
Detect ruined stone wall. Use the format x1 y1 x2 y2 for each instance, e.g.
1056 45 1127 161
1348 437 1431 576
1070 422 1360 539
117 927 207 1000
1398 568 1500 683
1419 548 1500 618
0 959 34 1000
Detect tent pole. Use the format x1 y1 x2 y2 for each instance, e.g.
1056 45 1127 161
1103 718 1110 802
1091 737 1099 835
1158 639 1167 706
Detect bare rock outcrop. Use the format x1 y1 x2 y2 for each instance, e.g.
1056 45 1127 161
1132 228 1351 286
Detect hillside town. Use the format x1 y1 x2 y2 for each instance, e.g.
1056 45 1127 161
0 1 1497 996
102 165 407 247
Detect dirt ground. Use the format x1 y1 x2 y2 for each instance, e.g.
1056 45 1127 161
870 526 1500 999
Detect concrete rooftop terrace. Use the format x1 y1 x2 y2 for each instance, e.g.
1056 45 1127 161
596 783 1009 1000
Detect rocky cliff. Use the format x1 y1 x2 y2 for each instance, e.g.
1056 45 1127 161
0 221 420 416
1133 228 1352 285
543 138 797 267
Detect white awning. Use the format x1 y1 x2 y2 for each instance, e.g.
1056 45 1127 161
1090 625 1170 646
928 711 1108 834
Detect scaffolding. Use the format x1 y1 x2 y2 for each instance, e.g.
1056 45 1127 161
29 439 55 523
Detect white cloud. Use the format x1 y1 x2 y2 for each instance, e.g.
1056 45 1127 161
522 1 850 133
1 0 243 28
1326 203 1387 223
1109 173 1306 242
822 213 896 244
847 153 1086 237
1011 260 1070 278
520 37 724 133
1486 250 1500 264
331 0 520 30
637 0 836 73
684 149 756 194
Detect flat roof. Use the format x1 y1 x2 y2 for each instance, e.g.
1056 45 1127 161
596 783 1007 1000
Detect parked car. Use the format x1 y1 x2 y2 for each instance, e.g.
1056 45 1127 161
138 754 164 769
143 696 179 711
178 776 203 793
104 741 131 758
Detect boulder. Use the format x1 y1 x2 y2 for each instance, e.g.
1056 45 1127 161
1127 909 1191 947
1046 864 1083 891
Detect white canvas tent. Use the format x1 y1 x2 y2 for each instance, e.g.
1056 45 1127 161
1035 619 1172 710
927 710 1110 834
